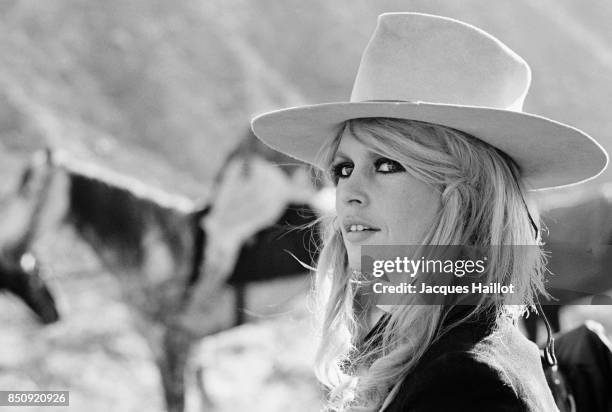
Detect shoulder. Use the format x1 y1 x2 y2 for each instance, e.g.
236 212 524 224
384 322 558 412
471 323 559 411
387 350 525 412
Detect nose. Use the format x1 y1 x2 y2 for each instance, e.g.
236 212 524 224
337 172 369 207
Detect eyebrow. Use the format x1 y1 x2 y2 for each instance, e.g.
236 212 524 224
333 150 380 162
333 150 350 160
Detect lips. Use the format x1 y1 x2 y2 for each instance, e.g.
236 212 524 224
342 217 380 233
342 217 380 243
344 230 379 243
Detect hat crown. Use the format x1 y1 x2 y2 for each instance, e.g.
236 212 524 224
350 13 531 111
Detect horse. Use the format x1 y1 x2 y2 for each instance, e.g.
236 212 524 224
18 146 321 412
524 187 612 342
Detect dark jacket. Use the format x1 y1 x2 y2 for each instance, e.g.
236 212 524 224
553 321 612 412
369 309 559 411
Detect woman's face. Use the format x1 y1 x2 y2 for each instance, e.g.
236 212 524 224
332 131 442 271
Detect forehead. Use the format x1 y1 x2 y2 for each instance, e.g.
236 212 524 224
334 130 378 160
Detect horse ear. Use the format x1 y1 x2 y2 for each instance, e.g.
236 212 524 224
1 146 64 262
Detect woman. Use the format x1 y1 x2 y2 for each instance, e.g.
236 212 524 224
251 13 608 411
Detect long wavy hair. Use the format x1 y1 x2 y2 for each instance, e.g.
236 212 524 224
309 118 548 411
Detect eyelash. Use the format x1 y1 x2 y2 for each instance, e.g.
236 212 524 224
329 158 406 183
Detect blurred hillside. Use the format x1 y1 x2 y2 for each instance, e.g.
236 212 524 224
1 0 611 201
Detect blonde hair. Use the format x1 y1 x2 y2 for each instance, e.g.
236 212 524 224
309 118 548 411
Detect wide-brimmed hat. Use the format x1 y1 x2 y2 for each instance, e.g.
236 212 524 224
251 12 608 191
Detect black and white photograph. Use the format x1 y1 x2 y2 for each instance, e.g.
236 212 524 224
1 1 612 411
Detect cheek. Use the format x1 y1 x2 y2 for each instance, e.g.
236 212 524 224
381 181 441 243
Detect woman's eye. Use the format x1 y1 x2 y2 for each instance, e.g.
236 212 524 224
376 158 405 173
330 162 353 182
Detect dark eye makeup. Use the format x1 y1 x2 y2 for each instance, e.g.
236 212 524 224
329 157 406 183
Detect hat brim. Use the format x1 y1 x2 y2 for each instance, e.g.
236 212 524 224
251 101 608 191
